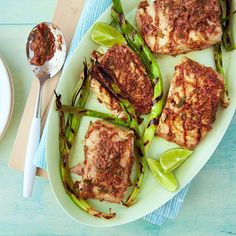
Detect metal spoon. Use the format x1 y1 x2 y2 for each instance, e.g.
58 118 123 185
24 22 66 198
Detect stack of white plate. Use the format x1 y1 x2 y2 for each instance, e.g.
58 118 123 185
0 57 14 140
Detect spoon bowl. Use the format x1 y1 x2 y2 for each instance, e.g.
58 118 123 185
26 22 66 80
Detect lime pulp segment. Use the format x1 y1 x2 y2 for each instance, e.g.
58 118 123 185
160 148 193 173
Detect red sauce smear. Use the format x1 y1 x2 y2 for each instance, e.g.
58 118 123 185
30 23 56 66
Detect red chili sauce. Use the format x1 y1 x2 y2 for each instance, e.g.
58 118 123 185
30 23 56 66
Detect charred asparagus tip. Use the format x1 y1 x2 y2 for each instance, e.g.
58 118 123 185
54 90 62 108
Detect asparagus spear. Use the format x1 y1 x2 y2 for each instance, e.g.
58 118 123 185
65 61 90 150
111 0 164 152
55 62 115 219
111 0 161 80
214 43 225 75
95 62 139 126
220 0 235 51
56 105 130 128
55 92 115 219
94 61 146 206
214 43 230 107
214 0 236 107
94 61 143 152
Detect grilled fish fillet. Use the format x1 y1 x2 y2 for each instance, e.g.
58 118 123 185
137 0 222 55
71 120 134 203
157 57 224 149
91 44 153 117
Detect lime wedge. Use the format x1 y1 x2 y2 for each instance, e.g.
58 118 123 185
91 22 126 47
160 148 193 173
147 159 178 192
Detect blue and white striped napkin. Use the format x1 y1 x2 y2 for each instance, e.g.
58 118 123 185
35 0 190 225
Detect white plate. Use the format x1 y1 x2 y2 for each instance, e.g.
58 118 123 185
0 57 13 140
46 0 236 227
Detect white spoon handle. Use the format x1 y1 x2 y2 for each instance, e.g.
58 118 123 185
23 117 40 198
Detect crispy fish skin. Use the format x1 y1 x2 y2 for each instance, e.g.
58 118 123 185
156 57 224 149
137 0 222 55
71 120 134 203
91 44 153 117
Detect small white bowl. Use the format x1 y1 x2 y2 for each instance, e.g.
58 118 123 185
0 57 14 141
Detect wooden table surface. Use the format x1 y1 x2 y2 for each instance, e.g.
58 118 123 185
0 1 235 235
